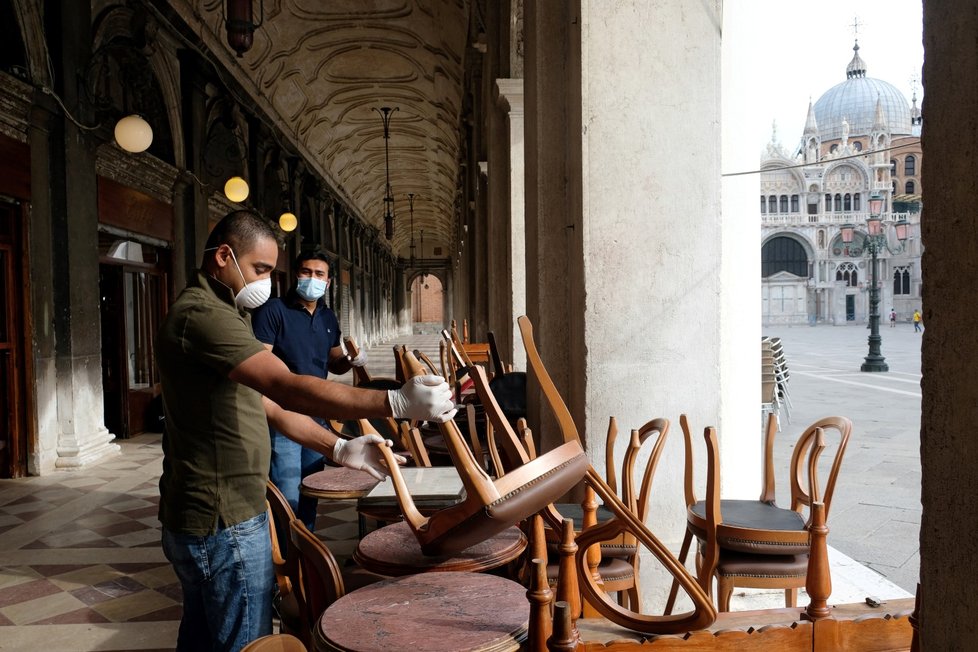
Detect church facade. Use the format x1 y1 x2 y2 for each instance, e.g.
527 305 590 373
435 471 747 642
760 42 923 326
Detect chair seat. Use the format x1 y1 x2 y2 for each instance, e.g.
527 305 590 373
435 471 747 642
689 499 809 555
546 503 635 559
546 556 634 586
715 550 809 578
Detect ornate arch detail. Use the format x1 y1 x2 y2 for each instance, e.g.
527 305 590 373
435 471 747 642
761 231 816 261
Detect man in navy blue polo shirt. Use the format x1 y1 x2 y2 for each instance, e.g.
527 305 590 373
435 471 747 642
252 250 367 528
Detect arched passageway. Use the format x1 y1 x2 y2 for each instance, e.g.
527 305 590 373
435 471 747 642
411 274 444 334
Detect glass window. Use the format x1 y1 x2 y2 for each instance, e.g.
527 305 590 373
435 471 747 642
835 194 842 211
906 181 916 194
760 196 766 214
768 196 777 213
843 194 852 211
761 236 808 278
893 267 912 295
836 262 858 287
779 195 789 213
790 195 799 212
825 194 833 211
890 159 897 175
904 155 916 176
853 193 861 211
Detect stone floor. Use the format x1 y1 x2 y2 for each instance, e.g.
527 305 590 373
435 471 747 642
0 326 918 650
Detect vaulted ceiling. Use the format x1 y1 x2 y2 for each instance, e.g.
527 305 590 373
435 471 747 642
167 0 472 260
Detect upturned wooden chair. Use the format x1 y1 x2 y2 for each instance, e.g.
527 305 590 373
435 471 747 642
373 351 590 557
470 360 668 610
665 412 851 612
342 336 402 390
514 315 716 634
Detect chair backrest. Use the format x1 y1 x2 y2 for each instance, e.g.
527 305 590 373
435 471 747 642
288 519 345 644
266 481 298 596
342 337 372 386
622 418 670 523
787 416 851 518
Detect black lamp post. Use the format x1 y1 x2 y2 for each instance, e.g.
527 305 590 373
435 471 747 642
841 193 908 372
374 106 398 240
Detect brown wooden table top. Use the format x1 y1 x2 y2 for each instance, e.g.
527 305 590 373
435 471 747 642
353 520 527 576
299 467 380 500
315 571 528 652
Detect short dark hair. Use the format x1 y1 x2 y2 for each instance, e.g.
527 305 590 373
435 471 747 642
294 249 332 271
203 210 276 263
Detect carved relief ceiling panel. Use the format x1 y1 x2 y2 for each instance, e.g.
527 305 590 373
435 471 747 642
167 0 469 257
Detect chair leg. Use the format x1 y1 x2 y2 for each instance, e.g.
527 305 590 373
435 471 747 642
663 529 693 616
717 577 733 612
785 587 798 608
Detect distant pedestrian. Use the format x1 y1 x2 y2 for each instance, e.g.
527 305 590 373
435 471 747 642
913 309 923 332
889 309 897 328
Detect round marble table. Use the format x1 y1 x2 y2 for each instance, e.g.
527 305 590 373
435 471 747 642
299 466 380 500
353 520 527 576
315 571 528 652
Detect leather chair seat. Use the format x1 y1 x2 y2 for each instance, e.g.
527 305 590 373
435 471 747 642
715 550 809 578
689 499 808 555
546 556 634 585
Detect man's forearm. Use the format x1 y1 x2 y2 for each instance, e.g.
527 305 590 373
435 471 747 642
267 374 390 420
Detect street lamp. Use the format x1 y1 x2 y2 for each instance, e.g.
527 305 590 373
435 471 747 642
840 192 907 372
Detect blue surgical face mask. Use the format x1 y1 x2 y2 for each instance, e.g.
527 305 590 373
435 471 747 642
296 277 328 301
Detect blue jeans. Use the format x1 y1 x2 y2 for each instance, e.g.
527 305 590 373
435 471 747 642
162 511 274 652
269 426 325 530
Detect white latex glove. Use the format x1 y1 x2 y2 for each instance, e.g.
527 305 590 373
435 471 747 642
332 434 404 481
388 375 458 423
349 350 368 368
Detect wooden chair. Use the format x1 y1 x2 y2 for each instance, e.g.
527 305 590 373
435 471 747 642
470 361 667 610
665 412 851 612
373 350 590 556
265 481 302 639
514 315 717 634
240 633 306 652
288 519 346 649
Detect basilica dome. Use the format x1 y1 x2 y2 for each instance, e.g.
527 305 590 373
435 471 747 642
812 42 912 141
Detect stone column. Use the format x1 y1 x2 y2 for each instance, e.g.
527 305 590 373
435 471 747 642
525 2 727 558
30 1 118 470
490 79 527 371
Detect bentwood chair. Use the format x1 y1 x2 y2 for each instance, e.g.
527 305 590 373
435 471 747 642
665 413 850 612
240 634 306 652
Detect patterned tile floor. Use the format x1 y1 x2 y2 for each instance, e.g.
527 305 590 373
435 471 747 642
0 433 361 651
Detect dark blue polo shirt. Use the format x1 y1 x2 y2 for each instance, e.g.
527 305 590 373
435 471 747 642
251 291 341 380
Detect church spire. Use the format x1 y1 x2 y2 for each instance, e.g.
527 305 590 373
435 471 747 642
872 94 888 131
846 40 867 79
803 98 819 135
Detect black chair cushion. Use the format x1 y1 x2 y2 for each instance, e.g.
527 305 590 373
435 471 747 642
689 499 808 555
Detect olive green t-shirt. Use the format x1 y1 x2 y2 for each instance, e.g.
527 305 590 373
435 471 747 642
156 271 269 535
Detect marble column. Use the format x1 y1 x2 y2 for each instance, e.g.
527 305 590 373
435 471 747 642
29 1 118 471
490 79 527 371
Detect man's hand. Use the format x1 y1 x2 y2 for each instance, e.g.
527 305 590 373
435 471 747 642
388 375 457 423
332 434 405 481
349 350 368 368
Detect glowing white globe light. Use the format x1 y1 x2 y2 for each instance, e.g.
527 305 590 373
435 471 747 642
114 115 153 153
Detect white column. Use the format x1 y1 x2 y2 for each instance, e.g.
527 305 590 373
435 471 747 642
493 78 527 371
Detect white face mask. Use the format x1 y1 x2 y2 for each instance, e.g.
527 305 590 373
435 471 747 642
207 246 271 309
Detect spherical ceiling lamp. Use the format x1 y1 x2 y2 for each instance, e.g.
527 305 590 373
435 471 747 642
224 176 250 203
114 115 153 153
279 212 297 232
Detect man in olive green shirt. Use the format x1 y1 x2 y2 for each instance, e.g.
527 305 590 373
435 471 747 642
156 210 456 651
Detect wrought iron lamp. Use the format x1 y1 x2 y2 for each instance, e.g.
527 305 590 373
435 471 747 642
374 106 398 240
841 192 908 372
225 0 264 57
408 193 417 266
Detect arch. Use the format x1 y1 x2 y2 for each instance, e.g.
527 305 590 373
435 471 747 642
410 272 445 324
904 155 916 176
905 180 916 194
761 234 812 278
835 262 858 287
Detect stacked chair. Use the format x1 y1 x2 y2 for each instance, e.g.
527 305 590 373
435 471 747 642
761 335 792 428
